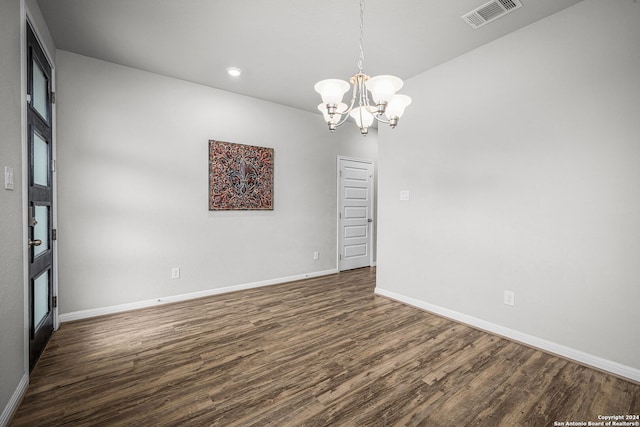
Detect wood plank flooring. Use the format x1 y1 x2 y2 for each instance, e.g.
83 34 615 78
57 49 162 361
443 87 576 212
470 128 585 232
11 268 640 426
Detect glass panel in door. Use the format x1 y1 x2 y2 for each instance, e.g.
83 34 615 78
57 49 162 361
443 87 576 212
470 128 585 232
33 270 50 329
33 130 49 187
32 57 49 122
33 205 49 258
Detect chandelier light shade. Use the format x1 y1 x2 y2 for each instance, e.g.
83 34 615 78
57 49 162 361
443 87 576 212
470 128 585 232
349 106 374 129
384 94 412 127
366 75 403 105
315 0 411 135
314 80 351 106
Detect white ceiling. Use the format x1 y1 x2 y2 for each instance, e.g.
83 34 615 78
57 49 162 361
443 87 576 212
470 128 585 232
37 0 583 113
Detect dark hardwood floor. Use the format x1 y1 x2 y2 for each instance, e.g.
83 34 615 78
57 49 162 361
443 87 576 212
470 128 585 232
11 268 639 426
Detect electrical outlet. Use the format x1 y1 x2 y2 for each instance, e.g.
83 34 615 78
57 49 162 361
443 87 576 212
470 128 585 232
313 251 319 260
171 267 180 279
504 290 515 306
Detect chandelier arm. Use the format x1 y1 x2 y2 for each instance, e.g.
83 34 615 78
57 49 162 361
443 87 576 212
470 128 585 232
353 73 372 114
359 76 368 107
353 73 377 114
362 93 375 112
346 76 360 114
332 106 353 128
372 113 390 124
332 114 351 129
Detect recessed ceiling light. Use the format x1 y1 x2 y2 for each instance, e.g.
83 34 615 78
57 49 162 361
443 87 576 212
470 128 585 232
226 67 242 77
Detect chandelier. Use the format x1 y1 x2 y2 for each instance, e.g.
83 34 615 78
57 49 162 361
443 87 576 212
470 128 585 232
315 0 411 136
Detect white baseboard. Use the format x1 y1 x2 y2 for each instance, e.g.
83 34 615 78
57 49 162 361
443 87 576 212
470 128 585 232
375 287 640 384
0 373 28 427
59 269 338 323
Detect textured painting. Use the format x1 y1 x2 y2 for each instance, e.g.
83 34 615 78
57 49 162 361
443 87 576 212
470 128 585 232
209 140 274 210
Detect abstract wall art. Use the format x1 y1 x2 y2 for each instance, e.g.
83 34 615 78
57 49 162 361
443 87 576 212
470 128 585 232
208 140 274 210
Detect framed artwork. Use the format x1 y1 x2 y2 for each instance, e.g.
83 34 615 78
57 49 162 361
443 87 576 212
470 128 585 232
208 140 274 210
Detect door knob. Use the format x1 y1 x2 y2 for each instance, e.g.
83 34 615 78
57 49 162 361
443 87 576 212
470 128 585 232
28 239 42 247
367 218 373 223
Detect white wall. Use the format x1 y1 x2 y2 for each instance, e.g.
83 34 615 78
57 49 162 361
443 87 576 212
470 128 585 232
56 50 377 315
0 0 26 422
377 0 640 375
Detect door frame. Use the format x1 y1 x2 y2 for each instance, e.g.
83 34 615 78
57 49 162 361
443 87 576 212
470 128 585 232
336 156 375 271
22 14 58 374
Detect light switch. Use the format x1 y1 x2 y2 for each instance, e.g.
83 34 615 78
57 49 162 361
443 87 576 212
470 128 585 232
400 190 410 201
4 166 14 191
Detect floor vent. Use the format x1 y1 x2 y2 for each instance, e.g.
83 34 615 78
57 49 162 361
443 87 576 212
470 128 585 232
462 0 523 29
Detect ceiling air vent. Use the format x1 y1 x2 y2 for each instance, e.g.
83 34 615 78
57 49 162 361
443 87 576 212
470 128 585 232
462 0 523 29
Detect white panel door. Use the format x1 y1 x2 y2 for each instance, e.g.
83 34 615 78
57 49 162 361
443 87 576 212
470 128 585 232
339 158 374 271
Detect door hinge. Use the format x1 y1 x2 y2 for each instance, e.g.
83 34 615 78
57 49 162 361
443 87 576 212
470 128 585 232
51 91 56 104
52 229 57 241
339 212 342 219
52 296 58 308
339 254 342 261
51 159 56 173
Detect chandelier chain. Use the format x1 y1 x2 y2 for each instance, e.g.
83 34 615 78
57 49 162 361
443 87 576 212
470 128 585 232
357 0 365 73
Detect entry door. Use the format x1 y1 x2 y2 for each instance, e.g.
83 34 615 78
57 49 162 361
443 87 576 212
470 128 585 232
338 158 374 271
27 23 55 372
